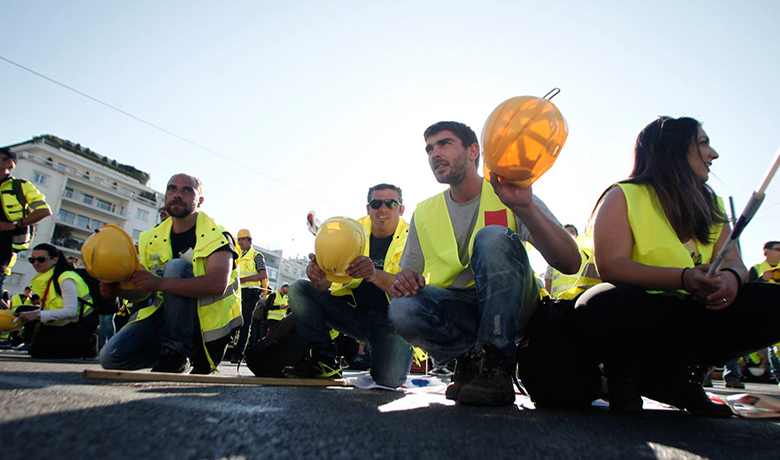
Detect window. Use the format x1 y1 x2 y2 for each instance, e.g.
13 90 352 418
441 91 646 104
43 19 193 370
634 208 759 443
64 187 75 199
97 198 113 212
137 209 149 220
82 194 94 205
56 163 66 172
66 166 77 175
91 219 106 230
132 229 143 239
58 209 75 224
32 172 47 185
76 215 90 229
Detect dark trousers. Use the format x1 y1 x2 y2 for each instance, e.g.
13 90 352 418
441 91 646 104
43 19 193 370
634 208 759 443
28 321 98 359
234 288 261 356
575 282 780 368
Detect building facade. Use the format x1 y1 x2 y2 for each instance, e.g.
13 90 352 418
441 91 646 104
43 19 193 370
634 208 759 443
4 135 163 294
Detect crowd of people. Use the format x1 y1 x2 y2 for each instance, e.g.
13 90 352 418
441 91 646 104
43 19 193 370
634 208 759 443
3 116 780 416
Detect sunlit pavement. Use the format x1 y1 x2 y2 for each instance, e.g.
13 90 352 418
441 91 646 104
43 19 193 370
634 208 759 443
2 350 779 460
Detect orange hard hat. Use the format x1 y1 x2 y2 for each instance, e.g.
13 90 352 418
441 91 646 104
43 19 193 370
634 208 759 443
314 217 367 284
81 225 142 288
481 89 568 188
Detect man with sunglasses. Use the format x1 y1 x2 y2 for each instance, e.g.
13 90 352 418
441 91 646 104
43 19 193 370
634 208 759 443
99 173 242 374
388 121 580 406
0 147 52 301
283 183 413 387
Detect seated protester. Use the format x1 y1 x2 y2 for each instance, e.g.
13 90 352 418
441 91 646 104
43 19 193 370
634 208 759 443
16 243 98 358
575 116 780 416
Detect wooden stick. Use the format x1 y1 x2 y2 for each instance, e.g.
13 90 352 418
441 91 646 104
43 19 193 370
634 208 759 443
83 369 348 387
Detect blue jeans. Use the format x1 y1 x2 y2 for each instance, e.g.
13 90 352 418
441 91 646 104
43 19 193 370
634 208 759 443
98 314 115 347
389 226 540 362
99 259 199 370
288 279 413 388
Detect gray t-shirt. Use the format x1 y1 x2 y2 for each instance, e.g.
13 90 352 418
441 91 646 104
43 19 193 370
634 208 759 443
400 188 560 288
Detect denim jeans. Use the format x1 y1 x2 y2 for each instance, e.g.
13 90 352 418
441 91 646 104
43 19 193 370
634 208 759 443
389 225 540 362
99 259 198 370
98 314 115 348
288 279 413 388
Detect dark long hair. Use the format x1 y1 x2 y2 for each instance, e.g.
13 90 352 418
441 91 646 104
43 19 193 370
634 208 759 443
623 116 726 244
33 243 73 282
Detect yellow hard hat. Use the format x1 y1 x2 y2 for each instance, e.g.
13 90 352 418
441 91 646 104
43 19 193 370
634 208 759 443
314 217 367 284
481 90 568 188
237 229 252 239
81 225 142 288
0 309 21 332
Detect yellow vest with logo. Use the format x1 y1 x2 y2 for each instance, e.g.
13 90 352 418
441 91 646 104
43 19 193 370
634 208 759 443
30 268 92 326
238 247 263 288
267 290 289 321
135 212 242 365
330 215 409 302
415 180 517 289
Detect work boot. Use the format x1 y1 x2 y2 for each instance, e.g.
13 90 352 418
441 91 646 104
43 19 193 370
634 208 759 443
445 350 482 401
282 350 343 379
151 347 190 374
640 363 733 418
457 347 516 406
604 364 643 413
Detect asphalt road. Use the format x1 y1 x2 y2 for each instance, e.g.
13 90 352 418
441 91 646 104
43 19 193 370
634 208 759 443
1 350 779 460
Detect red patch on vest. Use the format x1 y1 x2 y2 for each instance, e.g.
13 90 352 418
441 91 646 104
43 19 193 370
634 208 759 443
484 210 508 227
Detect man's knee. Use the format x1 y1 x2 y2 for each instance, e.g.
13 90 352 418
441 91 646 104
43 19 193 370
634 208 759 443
388 297 417 337
163 258 193 279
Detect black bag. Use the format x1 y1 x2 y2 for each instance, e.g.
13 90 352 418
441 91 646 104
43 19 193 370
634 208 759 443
245 314 305 378
54 268 121 318
516 298 603 408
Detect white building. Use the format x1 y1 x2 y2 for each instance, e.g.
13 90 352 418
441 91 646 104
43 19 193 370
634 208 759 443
4 135 164 294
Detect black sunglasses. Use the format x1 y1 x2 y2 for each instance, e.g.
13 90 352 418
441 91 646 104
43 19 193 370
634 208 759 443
28 256 53 264
368 199 400 210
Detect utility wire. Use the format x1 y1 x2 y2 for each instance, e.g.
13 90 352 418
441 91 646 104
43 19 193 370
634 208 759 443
0 55 342 209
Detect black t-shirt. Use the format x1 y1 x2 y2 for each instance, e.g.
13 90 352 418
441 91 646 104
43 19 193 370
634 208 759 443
352 234 394 312
170 225 236 262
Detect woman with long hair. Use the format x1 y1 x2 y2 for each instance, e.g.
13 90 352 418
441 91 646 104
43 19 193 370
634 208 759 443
16 243 98 358
575 116 780 416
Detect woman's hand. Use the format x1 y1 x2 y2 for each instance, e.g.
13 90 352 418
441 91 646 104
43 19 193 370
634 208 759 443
685 264 739 310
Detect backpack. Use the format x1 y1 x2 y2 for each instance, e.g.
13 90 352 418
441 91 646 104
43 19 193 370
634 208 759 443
53 268 121 319
515 297 603 408
245 314 306 377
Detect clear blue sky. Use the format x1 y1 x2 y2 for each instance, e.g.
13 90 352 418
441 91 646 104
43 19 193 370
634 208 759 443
1 1 778 272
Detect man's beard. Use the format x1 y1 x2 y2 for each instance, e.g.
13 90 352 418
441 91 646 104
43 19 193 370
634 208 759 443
165 202 192 218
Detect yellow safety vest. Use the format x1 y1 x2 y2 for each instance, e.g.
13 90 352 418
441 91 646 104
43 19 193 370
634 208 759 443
30 267 92 326
559 183 723 299
0 177 50 251
10 293 31 308
267 290 289 321
415 179 516 289
331 215 409 303
238 247 263 288
751 260 777 282
135 212 242 368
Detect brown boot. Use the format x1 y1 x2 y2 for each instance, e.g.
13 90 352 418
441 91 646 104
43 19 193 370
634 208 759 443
445 350 482 401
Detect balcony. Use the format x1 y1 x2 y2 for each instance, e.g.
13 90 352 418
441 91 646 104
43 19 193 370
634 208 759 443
61 187 127 219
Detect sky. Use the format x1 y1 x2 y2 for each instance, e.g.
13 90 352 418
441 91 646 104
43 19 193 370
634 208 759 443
1 1 779 274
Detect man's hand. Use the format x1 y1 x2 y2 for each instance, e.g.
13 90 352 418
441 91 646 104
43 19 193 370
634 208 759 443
306 253 331 291
488 172 534 210
389 269 425 298
129 268 162 293
346 256 376 282
0 221 16 232
99 282 123 299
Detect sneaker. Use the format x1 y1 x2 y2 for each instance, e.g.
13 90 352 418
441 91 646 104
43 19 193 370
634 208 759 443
725 379 745 389
151 348 190 374
282 350 342 379
457 347 517 407
445 350 482 401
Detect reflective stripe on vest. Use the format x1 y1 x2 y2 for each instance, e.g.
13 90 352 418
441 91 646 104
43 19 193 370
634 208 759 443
238 247 262 288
